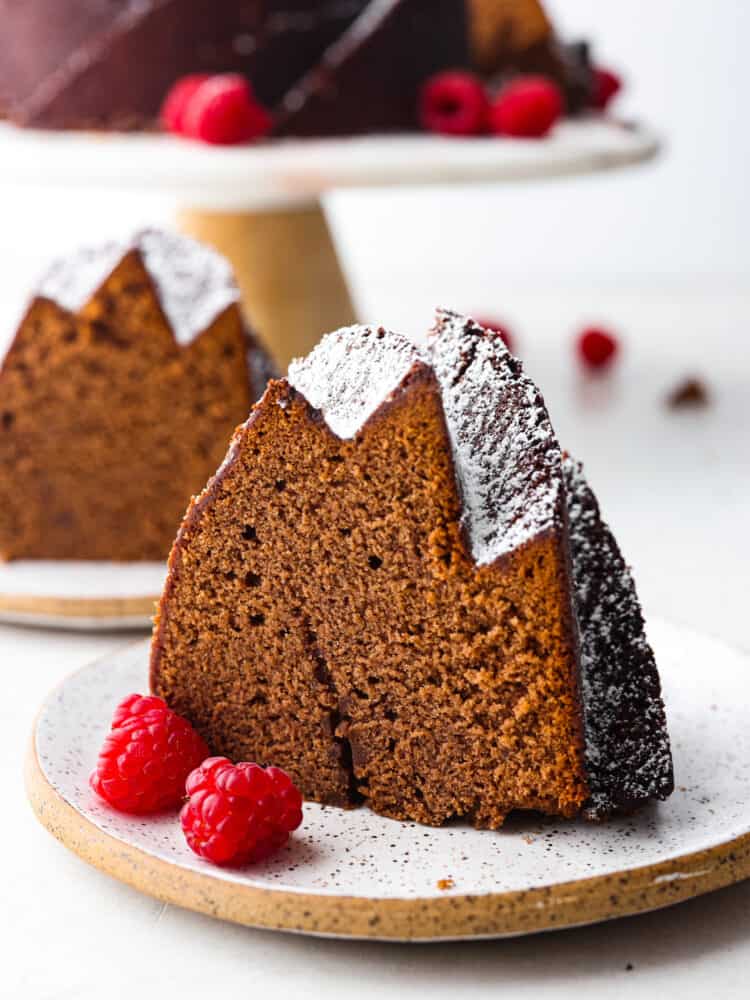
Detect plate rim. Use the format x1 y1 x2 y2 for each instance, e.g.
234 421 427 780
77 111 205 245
0 560 163 627
0 593 156 617
26 626 750 940
0 594 156 630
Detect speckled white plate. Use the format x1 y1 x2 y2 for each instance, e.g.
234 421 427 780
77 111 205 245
0 561 165 630
26 619 750 941
0 118 658 210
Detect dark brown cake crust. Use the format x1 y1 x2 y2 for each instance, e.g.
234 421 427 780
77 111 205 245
0 232 273 561
563 457 674 817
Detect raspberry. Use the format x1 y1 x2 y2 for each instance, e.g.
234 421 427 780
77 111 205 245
474 317 515 353
90 693 209 814
577 326 620 371
419 71 489 136
160 74 210 134
592 67 622 111
488 76 563 139
111 692 167 728
181 758 303 865
181 74 273 145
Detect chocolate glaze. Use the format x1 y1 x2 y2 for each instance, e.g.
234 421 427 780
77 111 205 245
275 0 469 136
0 0 592 133
563 456 674 817
2 0 367 129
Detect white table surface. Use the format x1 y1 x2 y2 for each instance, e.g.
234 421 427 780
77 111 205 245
4 293 749 999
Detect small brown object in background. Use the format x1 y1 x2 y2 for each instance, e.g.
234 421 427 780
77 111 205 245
0 230 274 561
666 377 710 409
437 878 455 891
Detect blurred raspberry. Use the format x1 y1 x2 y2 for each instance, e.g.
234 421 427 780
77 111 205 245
181 74 273 145
577 326 620 371
419 71 489 136
160 74 210 134
488 76 563 138
592 68 623 111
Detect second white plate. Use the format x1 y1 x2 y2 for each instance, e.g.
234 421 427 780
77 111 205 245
0 560 165 630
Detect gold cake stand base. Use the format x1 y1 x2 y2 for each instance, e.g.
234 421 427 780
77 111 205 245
178 203 356 369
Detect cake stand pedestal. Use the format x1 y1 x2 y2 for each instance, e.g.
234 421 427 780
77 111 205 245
0 117 659 367
178 205 357 363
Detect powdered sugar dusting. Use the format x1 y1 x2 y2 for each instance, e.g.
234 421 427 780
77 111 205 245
428 310 563 565
287 325 424 439
38 242 125 314
564 456 673 816
36 229 239 345
136 230 239 344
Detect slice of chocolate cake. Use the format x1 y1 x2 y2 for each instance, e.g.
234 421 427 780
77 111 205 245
0 229 274 561
150 311 672 828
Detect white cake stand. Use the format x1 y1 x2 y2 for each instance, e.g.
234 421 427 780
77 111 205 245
0 116 658 366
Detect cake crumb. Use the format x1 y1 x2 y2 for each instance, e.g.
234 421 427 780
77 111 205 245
666 377 709 409
625 962 634 972
437 878 455 891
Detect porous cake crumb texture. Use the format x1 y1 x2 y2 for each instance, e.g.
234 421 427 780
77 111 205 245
151 315 673 827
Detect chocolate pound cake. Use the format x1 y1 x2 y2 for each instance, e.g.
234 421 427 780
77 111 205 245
0 0 593 132
0 229 274 561
150 311 672 828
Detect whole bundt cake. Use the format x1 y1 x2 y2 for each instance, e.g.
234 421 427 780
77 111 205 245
0 228 275 561
0 0 593 132
150 310 673 828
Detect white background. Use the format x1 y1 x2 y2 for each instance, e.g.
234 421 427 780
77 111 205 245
2 2 749 997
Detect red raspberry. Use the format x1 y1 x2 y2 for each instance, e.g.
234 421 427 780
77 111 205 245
90 693 209 814
592 67 622 111
160 74 210 134
488 76 563 139
474 317 515 353
577 326 620 371
419 71 489 136
110 692 167 728
181 758 303 865
182 74 273 145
